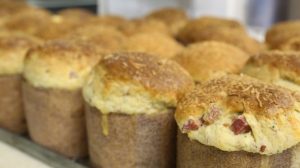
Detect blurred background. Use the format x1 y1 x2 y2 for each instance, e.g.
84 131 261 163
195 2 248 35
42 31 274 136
26 0 298 41
27 0 294 29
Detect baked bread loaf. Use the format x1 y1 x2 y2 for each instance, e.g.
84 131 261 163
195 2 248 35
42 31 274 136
83 52 194 168
121 32 183 58
266 21 300 49
66 25 126 52
0 0 29 26
57 8 95 23
278 37 300 51
243 51 300 92
3 7 52 36
177 17 261 55
23 39 103 158
145 8 188 36
118 19 170 36
173 41 249 82
0 32 41 133
34 15 82 40
175 74 300 168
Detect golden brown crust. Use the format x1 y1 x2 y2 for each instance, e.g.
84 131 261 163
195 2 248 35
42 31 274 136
145 8 188 35
146 8 187 25
3 7 52 35
121 32 183 58
0 31 41 50
100 52 193 96
57 8 95 21
266 21 300 49
246 51 300 84
279 37 300 51
34 16 83 40
173 41 249 81
175 75 300 154
118 19 170 36
179 25 261 55
175 74 296 122
86 15 128 28
24 39 104 89
177 16 246 43
65 25 126 52
0 32 42 74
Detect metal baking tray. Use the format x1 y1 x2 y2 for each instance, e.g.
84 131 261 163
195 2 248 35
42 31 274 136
0 128 88 168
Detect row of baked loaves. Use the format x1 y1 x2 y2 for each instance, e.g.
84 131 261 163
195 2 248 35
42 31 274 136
1 1 300 168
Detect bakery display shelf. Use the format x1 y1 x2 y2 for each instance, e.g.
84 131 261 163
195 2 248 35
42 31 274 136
0 128 89 168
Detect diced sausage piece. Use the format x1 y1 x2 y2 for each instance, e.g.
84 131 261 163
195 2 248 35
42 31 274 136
230 115 251 135
260 145 266 152
182 119 199 133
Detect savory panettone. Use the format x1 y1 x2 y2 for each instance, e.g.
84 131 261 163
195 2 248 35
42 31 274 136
175 74 300 168
83 52 194 168
173 41 249 82
243 51 300 92
0 32 41 133
266 21 300 49
121 32 183 59
23 39 103 158
66 25 126 53
145 8 188 35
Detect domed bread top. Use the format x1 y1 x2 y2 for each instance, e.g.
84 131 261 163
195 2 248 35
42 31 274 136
180 25 261 55
23 39 104 90
173 41 249 82
66 25 126 52
175 74 300 155
121 32 183 58
266 21 300 49
243 51 300 92
0 32 42 75
3 7 52 36
177 16 246 44
83 52 194 114
145 8 188 35
34 16 82 40
279 37 300 51
57 8 95 22
119 19 170 36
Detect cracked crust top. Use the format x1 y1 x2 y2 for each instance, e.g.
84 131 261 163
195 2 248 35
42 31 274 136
83 52 194 114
